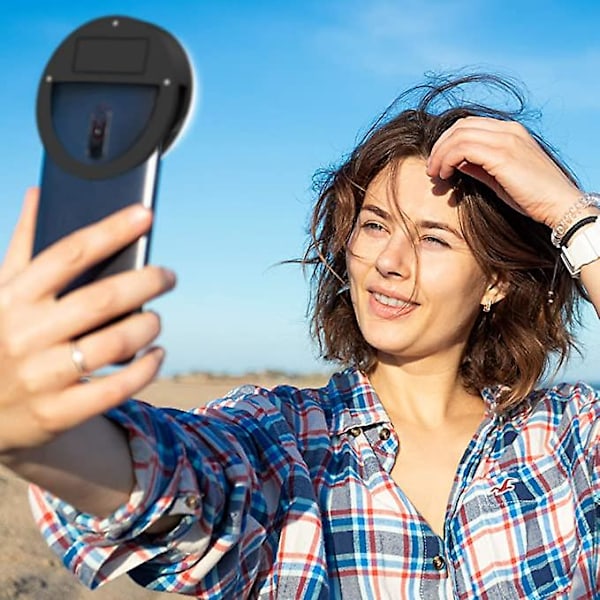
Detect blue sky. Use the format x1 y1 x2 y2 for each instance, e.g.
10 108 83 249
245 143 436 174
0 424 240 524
0 1 598 383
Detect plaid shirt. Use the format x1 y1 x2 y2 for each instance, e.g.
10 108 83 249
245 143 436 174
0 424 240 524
30 368 599 599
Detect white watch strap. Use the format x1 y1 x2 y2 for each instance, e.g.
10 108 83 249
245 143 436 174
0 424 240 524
561 219 600 276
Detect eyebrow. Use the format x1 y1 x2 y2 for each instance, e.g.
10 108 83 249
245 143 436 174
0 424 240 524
418 219 464 240
360 204 464 240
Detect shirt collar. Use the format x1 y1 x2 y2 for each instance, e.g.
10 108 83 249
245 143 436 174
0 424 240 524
326 367 393 435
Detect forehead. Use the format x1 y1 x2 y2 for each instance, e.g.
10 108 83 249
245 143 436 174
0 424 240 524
364 157 458 223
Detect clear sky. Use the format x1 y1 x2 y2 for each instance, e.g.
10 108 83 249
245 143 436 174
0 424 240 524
0 1 598 383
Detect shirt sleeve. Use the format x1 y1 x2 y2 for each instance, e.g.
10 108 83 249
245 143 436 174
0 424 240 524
575 382 600 587
577 382 600 492
29 384 324 597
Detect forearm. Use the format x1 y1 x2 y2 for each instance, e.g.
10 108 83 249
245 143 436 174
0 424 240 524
1 416 134 518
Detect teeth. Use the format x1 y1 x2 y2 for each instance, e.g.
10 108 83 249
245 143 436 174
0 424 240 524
373 292 413 308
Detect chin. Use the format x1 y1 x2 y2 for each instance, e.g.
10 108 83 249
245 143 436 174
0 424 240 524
364 337 416 360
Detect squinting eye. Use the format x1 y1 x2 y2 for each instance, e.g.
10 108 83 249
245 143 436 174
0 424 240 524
362 221 386 232
421 235 449 247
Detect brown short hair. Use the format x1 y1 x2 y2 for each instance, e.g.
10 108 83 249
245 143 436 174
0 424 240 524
302 73 588 413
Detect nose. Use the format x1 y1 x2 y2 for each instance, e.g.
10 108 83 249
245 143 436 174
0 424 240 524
374 230 414 278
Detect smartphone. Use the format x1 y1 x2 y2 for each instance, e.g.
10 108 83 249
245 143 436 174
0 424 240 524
33 81 161 297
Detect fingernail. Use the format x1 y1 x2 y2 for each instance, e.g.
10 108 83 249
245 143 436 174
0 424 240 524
162 268 177 286
147 346 165 364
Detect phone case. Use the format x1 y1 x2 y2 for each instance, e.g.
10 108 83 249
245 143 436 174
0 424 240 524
34 81 161 297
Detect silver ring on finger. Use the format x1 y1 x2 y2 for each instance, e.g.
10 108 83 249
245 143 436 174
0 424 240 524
69 340 88 377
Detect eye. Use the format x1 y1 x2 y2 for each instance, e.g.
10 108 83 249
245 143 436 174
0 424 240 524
362 220 387 233
420 235 449 247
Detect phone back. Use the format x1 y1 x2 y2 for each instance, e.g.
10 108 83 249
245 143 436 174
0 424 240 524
34 82 161 296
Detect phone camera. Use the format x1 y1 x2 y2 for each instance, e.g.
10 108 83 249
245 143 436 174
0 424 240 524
88 109 110 159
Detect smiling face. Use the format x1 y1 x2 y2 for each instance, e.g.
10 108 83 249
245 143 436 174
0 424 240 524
346 156 496 370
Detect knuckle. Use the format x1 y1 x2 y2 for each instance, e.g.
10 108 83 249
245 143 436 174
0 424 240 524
107 329 131 358
505 123 528 146
28 401 62 435
15 364 41 396
88 286 118 315
0 332 28 360
507 120 526 134
56 236 86 266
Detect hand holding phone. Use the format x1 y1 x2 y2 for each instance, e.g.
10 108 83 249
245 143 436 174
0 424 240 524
0 191 174 455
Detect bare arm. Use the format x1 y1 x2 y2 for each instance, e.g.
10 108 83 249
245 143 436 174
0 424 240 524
3 414 181 534
2 416 133 518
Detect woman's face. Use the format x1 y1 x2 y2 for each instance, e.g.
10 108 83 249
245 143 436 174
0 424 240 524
346 157 493 368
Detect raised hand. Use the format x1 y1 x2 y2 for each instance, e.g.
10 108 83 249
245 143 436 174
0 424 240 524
0 189 175 456
426 116 581 229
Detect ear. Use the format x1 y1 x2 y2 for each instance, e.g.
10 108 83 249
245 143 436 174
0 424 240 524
480 275 509 309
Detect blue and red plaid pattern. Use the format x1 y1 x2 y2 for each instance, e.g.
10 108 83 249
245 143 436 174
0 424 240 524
30 368 599 598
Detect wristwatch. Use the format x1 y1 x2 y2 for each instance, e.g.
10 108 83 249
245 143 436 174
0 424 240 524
561 217 600 276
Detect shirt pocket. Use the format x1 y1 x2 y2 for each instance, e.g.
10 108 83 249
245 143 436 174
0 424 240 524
458 455 578 599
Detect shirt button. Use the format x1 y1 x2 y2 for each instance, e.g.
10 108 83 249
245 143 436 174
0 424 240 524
379 427 391 441
432 555 446 571
349 427 361 437
185 495 200 510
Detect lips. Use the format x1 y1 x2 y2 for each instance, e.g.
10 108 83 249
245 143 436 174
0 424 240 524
372 292 415 309
369 290 419 318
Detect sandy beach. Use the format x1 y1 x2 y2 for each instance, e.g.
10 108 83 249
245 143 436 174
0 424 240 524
0 372 328 600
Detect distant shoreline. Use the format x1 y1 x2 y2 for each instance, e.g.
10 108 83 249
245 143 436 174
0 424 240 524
160 370 598 388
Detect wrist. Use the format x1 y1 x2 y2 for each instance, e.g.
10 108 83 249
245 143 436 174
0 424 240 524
550 192 600 247
543 189 582 230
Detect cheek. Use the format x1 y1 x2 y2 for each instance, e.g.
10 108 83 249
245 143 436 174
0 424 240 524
421 260 487 309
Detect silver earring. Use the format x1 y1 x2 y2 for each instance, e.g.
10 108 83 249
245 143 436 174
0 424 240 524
482 299 492 313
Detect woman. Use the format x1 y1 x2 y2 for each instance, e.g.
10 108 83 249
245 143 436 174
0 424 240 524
0 74 598 598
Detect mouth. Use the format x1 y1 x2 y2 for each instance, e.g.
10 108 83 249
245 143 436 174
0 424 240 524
372 292 416 309
369 291 419 318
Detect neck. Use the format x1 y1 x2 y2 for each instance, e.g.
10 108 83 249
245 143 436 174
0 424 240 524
369 356 485 429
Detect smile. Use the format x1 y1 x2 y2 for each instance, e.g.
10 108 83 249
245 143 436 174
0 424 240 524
372 292 416 309
369 291 419 319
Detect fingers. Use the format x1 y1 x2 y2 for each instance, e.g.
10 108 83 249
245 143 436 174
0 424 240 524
0 193 172 455
37 265 176 348
52 346 164 434
0 346 165 451
10 204 153 302
0 188 40 285
16 310 163 394
53 346 165 433
0 264 176 358
427 117 523 180
425 117 583 226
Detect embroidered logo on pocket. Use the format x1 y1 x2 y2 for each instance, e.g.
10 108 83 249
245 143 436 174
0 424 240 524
491 476 518 496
